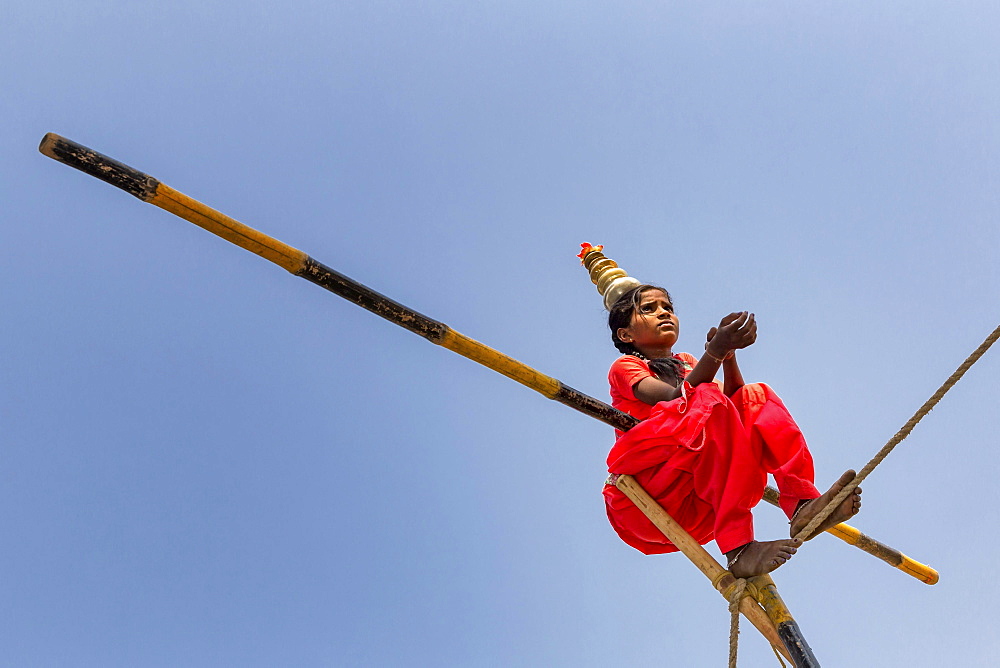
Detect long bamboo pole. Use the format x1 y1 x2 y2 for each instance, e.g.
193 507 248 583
38 132 936 585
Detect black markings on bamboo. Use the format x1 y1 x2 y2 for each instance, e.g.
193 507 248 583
554 385 639 432
298 258 448 340
855 533 902 566
38 133 159 201
777 622 820 668
301 259 643 433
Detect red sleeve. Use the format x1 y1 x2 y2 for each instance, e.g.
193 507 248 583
676 352 698 375
608 356 652 401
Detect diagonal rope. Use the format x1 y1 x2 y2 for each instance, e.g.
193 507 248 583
794 322 1000 542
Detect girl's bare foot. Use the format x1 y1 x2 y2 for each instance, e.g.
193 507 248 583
790 470 863 540
726 539 801 578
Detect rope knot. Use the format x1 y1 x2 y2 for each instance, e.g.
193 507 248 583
726 578 748 613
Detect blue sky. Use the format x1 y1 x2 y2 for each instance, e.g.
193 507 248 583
3 2 999 665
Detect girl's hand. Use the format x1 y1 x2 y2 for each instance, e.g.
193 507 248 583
706 312 756 357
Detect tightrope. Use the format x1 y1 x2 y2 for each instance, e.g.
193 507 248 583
794 322 1000 542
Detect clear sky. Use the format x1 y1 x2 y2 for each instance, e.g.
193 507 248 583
3 2 999 666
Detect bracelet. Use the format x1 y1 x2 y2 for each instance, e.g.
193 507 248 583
703 349 726 363
703 345 735 363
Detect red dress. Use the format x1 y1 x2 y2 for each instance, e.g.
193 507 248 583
603 354 821 554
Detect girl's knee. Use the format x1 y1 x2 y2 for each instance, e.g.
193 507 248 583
735 382 770 408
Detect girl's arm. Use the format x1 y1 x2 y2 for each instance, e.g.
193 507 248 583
707 327 747 397
721 354 746 396
632 312 756 405
632 355 723 403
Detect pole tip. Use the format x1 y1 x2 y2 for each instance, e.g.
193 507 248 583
37 133 160 201
39 132 64 159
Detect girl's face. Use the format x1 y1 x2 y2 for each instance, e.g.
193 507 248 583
617 289 679 354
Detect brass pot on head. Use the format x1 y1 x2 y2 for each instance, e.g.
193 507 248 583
578 243 642 311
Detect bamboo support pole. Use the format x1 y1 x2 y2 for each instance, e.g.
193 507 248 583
612 474 802 665
749 574 820 667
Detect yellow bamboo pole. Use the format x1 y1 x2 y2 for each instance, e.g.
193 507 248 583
749 574 819 666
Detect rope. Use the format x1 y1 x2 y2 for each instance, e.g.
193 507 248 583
719 576 784 667
726 578 747 668
723 323 998 664
793 322 1000 542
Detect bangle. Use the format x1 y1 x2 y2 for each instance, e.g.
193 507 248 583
703 345 735 363
703 349 726 363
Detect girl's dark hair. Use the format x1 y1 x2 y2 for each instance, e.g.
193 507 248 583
608 284 684 385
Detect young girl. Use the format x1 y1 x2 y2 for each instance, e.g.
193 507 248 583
603 285 862 578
